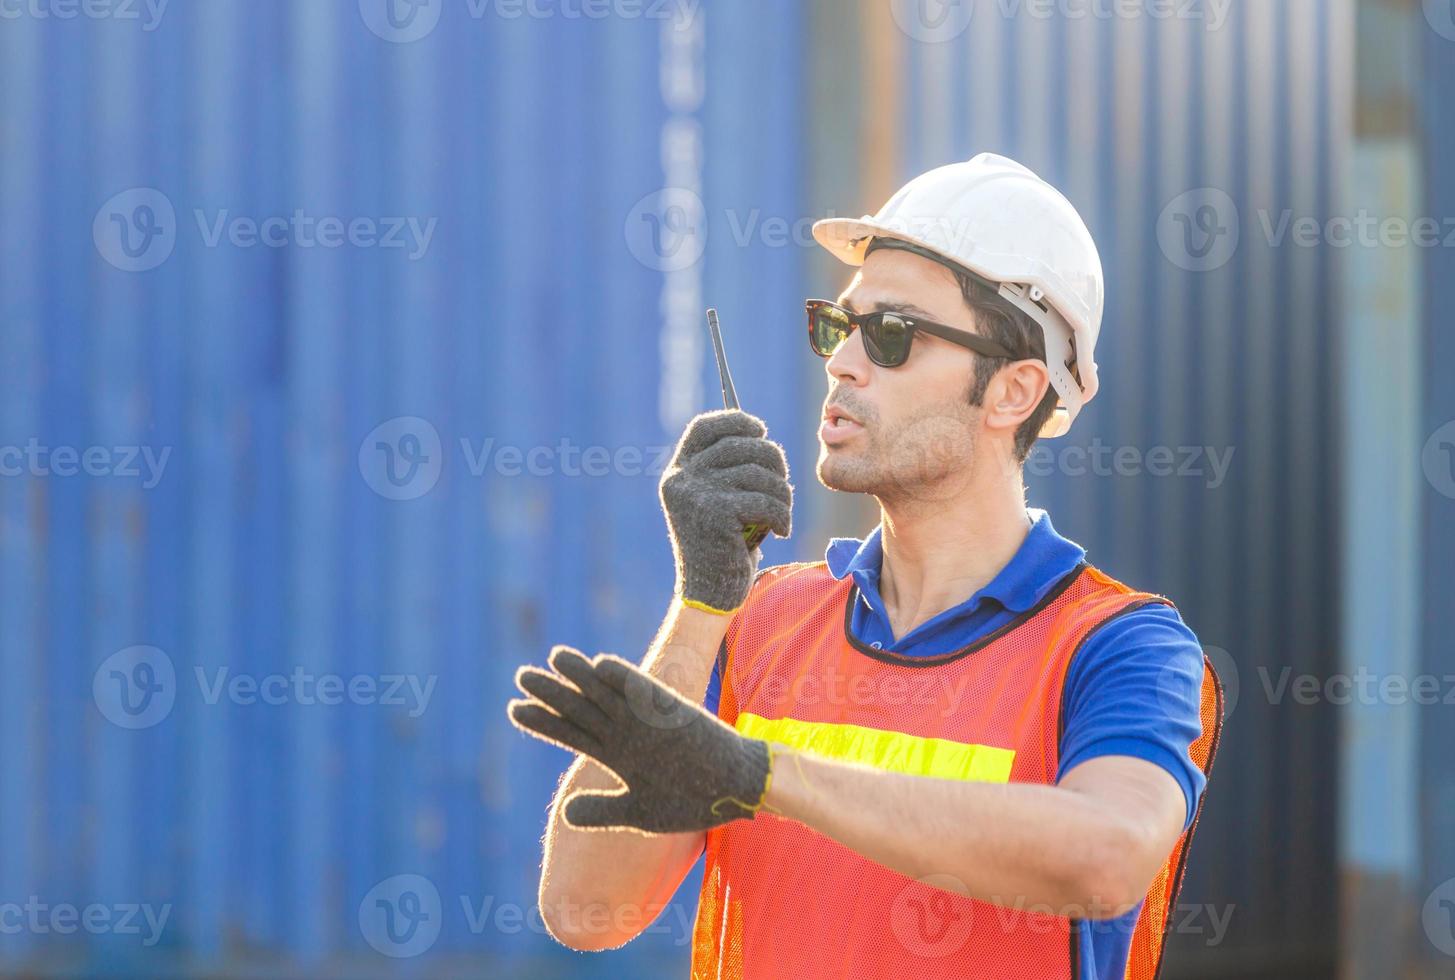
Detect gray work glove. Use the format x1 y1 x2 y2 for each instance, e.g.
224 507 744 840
660 410 792 614
509 645 775 834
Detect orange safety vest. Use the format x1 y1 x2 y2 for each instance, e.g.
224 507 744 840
691 560 1223 980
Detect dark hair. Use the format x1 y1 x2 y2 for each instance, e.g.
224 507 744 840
954 271 1059 463
861 237 1060 463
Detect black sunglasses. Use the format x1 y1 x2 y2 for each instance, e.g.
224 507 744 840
805 299 1018 368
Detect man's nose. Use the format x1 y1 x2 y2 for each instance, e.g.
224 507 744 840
825 328 871 386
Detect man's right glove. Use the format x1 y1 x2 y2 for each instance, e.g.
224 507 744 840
509 645 775 834
660 410 792 615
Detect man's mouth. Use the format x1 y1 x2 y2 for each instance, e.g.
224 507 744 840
820 405 865 445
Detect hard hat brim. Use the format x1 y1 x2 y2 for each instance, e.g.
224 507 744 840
812 217 958 272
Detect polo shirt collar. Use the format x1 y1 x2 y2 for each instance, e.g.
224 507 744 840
824 508 1086 613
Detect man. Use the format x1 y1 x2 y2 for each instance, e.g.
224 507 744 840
509 153 1222 979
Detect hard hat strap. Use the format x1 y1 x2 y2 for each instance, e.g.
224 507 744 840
863 235 1090 433
864 235 993 293
864 236 1056 351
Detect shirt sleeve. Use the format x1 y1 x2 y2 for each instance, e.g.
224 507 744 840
703 641 724 716
702 565 780 717
1056 602 1208 832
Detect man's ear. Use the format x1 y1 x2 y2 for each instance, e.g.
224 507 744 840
982 360 1052 437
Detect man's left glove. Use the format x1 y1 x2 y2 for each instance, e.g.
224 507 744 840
507 645 774 834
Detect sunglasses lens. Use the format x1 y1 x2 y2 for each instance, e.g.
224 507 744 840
863 313 911 366
810 304 852 357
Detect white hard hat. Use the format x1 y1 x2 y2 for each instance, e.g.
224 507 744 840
812 152 1103 438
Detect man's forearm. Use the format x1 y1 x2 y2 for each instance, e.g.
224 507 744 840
537 599 728 948
762 748 1153 919
633 598 726 702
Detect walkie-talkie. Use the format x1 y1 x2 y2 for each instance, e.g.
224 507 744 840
706 308 771 551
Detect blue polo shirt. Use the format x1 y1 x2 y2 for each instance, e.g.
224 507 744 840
701 509 1207 980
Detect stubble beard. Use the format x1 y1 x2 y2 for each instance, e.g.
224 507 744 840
817 397 981 507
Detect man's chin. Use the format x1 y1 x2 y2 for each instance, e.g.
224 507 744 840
816 451 879 494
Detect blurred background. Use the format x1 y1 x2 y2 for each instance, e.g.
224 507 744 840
0 0 1451 976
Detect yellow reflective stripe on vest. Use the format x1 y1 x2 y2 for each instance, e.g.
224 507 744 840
735 712 1016 783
